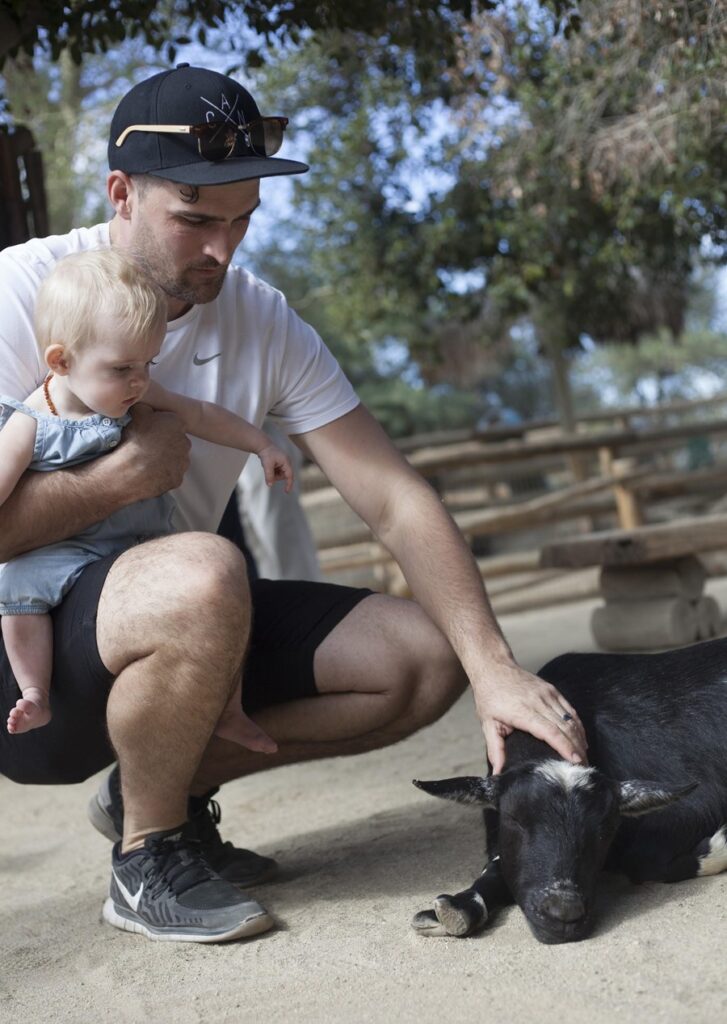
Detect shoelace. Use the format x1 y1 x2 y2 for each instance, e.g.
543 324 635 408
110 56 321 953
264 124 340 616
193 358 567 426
191 795 230 852
207 798 222 827
145 836 217 897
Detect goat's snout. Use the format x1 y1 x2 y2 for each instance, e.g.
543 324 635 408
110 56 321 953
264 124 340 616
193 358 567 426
536 889 586 923
524 884 591 943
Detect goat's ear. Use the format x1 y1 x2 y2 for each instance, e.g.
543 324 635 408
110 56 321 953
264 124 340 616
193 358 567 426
413 776 500 808
616 779 698 817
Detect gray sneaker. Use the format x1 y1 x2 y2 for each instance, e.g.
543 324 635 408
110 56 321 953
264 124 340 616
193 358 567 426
103 825 274 943
88 765 278 887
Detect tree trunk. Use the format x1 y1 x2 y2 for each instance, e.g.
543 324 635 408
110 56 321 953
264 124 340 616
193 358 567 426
546 333 576 432
536 308 576 432
536 307 589 489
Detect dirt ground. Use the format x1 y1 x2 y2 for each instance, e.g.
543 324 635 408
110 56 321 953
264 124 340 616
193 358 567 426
2 585 727 1024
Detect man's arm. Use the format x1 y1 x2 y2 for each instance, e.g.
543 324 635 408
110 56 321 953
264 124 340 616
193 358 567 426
0 405 191 563
294 404 587 773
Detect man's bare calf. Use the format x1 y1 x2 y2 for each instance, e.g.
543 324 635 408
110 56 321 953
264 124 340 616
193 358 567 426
189 592 469 795
96 531 252 851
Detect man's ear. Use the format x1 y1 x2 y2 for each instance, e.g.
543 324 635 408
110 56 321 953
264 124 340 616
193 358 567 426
107 170 134 219
45 344 71 375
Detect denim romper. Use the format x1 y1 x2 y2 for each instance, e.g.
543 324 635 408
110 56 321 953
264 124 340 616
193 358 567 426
0 397 175 615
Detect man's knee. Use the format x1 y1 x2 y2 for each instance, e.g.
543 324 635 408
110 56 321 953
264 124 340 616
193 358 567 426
98 533 250 672
110 533 247 611
404 626 467 729
157 532 249 610
371 599 467 734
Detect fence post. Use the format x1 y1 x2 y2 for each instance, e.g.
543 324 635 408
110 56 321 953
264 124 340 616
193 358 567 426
0 125 49 246
599 447 643 529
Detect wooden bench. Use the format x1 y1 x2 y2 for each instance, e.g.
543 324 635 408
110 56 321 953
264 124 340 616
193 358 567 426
540 515 727 650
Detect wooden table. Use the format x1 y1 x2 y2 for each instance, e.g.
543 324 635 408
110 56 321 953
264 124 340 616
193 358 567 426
540 515 727 651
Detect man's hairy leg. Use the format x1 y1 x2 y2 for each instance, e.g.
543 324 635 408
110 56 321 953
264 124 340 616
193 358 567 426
190 594 468 794
96 533 249 851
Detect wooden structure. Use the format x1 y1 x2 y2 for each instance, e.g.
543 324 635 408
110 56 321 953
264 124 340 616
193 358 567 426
389 392 727 455
305 396 727 636
302 408 727 495
540 515 727 651
0 125 48 248
308 397 727 575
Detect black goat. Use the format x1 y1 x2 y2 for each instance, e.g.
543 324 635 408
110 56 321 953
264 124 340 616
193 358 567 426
413 637 727 944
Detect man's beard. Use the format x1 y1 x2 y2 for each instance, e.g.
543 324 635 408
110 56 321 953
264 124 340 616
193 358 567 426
130 235 228 306
166 265 228 306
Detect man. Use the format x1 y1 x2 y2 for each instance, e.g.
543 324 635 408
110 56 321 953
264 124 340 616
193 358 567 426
0 65 586 943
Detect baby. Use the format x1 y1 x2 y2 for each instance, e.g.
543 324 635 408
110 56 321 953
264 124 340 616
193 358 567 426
0 249 292 747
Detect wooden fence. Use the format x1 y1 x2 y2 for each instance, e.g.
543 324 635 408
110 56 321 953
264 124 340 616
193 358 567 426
0 125 48 248
304 394 727 594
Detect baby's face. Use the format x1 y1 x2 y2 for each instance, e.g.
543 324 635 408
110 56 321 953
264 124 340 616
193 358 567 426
64 318 164 419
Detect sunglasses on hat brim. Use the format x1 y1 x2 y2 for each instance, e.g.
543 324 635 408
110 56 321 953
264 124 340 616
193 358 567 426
115 117 289 161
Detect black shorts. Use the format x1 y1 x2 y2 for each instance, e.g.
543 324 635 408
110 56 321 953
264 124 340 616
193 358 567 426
0 554 372 786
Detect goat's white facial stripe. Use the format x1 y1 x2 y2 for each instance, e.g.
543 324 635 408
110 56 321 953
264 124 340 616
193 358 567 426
535 760 596 793
543 879 578 893
698 826 727 877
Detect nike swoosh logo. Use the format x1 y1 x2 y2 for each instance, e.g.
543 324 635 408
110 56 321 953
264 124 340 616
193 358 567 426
112 869 144 912
193 352 222 366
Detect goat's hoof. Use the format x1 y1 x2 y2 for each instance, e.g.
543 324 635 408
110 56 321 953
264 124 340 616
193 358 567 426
411 909 448 936
433 892 488 937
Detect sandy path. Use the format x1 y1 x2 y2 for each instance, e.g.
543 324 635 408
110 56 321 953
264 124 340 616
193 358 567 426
2 588 727 1024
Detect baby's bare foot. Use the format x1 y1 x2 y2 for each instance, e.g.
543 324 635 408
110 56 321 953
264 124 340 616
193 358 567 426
7 689 51 735
215 705 277 753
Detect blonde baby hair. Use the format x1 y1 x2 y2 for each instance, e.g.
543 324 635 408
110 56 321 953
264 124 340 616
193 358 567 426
35 249 167 357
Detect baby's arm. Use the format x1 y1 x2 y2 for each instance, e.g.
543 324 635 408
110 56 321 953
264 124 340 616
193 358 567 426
144 381 294 491
0 411 37 507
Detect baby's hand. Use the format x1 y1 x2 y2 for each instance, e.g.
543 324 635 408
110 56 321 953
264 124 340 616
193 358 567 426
258 444 294 493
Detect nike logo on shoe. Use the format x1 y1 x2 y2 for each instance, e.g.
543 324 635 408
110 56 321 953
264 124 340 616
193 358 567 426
193 352 222 365
112 869 144 911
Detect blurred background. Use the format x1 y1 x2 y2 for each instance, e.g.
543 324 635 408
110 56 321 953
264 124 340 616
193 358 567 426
2 1 726 633
2 1 725 434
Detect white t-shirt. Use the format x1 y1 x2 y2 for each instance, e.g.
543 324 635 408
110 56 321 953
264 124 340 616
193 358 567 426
0 223 359 533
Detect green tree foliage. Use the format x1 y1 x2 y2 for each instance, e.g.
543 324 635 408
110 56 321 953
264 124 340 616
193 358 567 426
251 1 726 427
439 0 726 338
1 48 138 232
0 1 578 72
582 328 727 406
246 34 499 435
449 2 725 422
3 1 723 433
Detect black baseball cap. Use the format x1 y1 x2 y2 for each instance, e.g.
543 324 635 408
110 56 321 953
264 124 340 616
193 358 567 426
108 64 308 185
